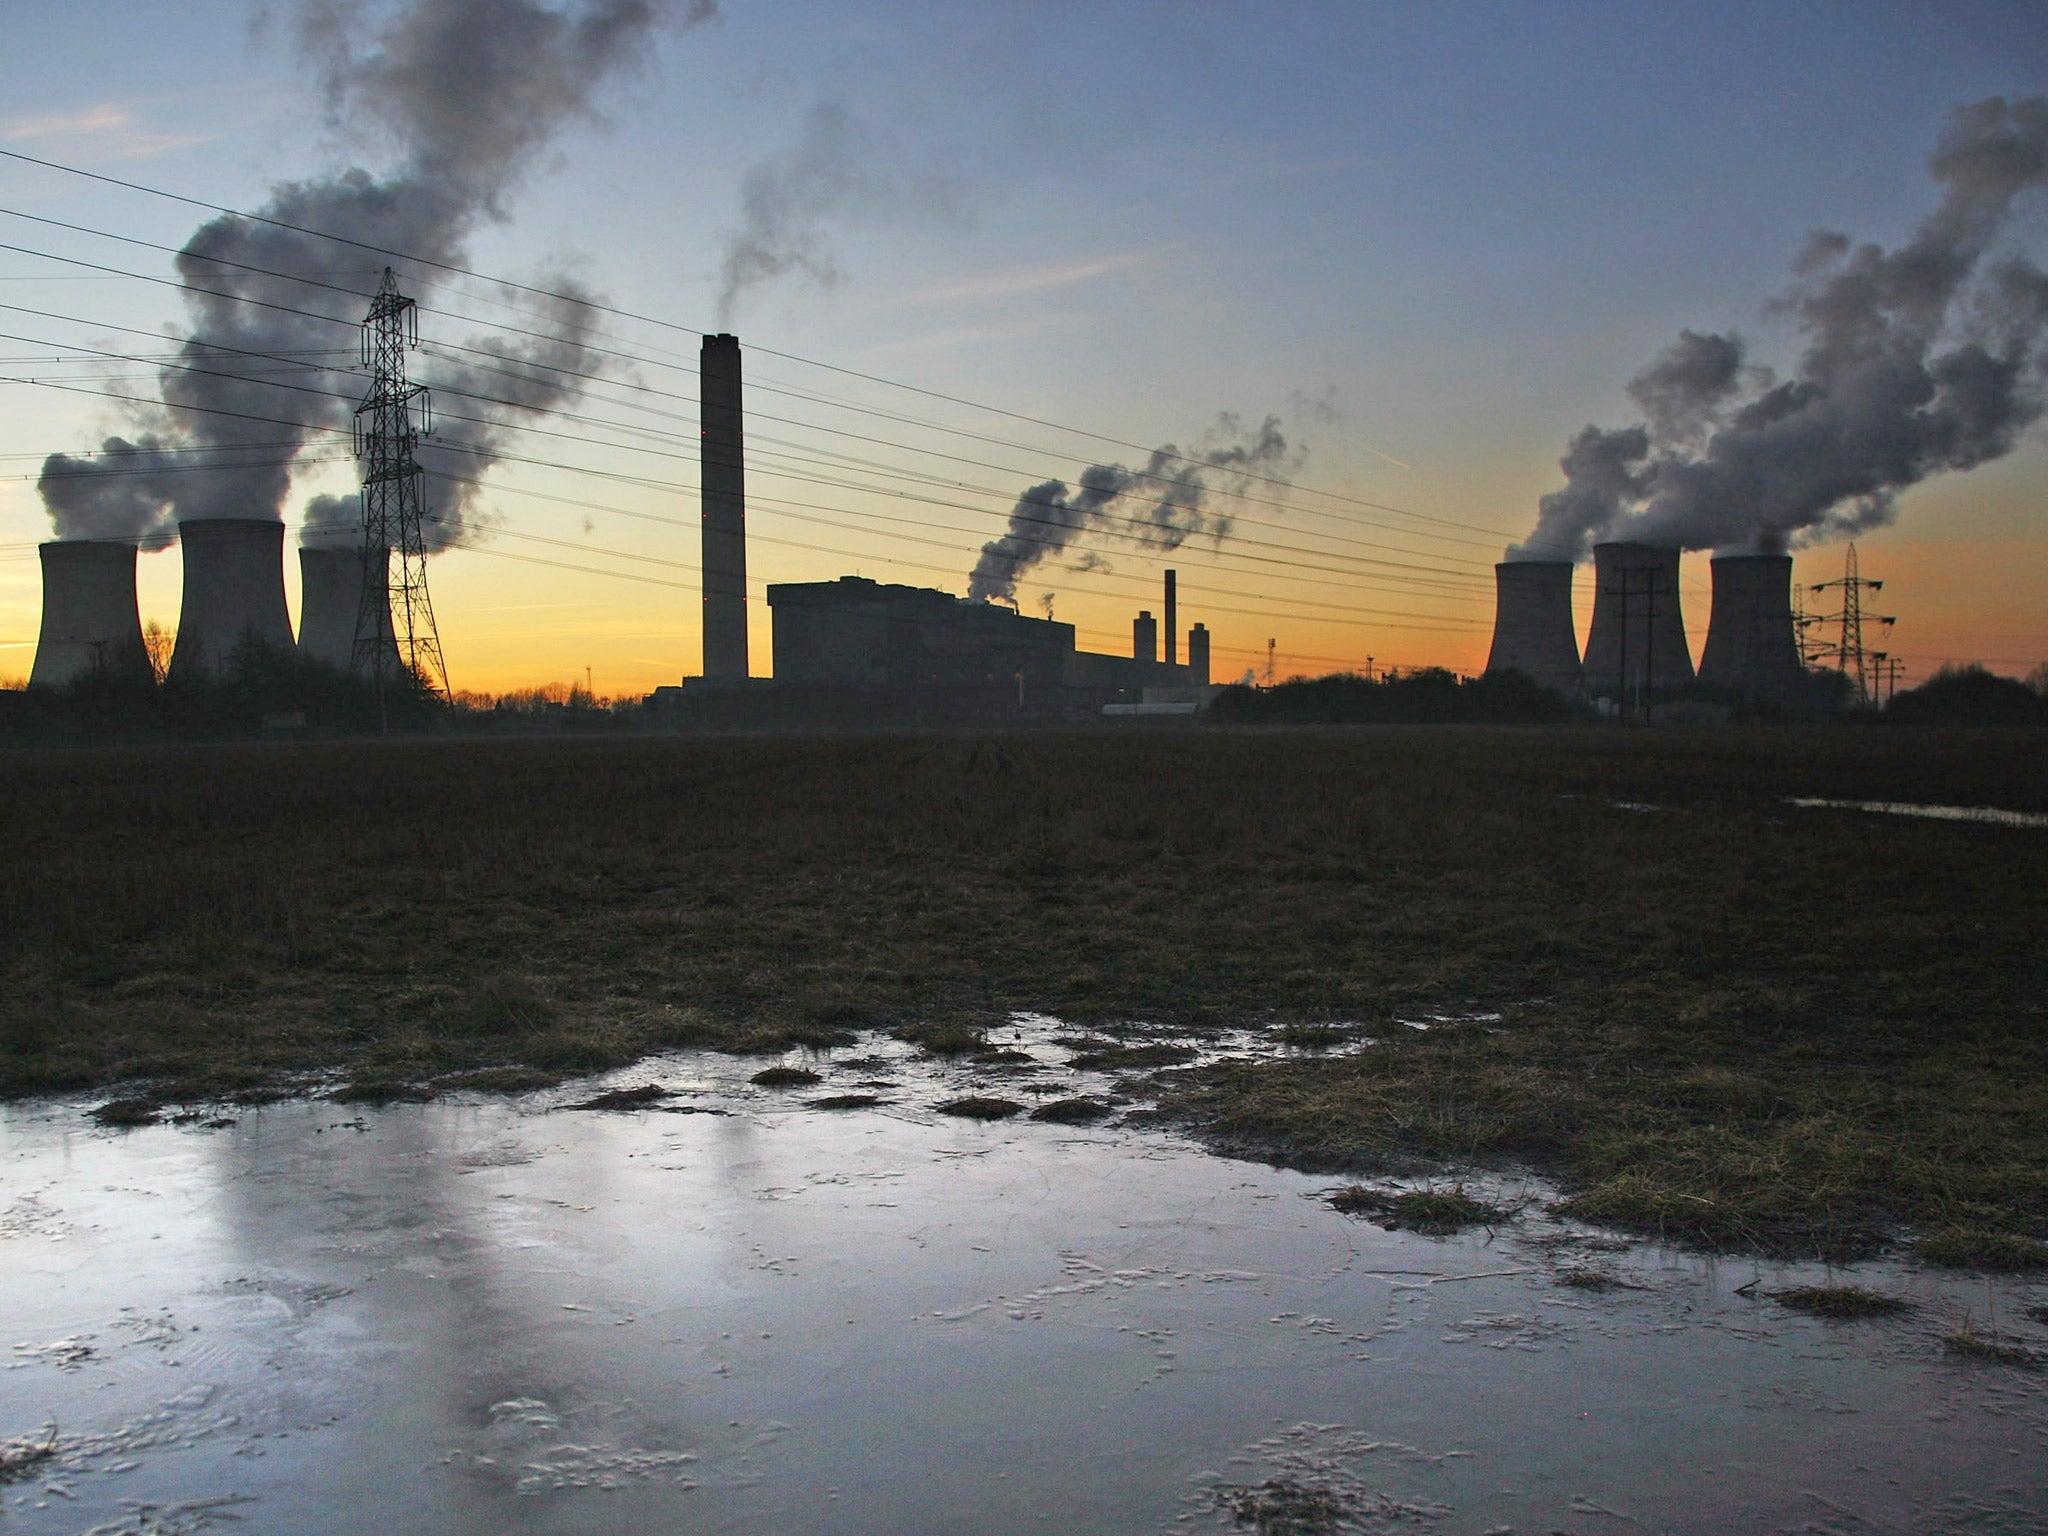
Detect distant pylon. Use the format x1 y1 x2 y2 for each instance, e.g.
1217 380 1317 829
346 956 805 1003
1810 543 1894 707
353 267 448 707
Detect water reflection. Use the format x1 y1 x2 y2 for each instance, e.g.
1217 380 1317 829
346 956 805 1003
1785 796 2048 829
3 1030 2045 1533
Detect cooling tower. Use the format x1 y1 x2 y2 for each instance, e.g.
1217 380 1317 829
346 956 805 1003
167 518 294 681
29 540 152 689
700 332 749 680
1188 622 1210 686
297 545 399 673
1133 610 1158 663
1580 542 1694 701
1484 560 1581 696
1698 553 1804 707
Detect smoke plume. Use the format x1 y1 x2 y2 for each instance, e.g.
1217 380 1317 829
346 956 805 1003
967 414 1297 604
1512 96 2048 561
715 98 969 326
40 0 715 549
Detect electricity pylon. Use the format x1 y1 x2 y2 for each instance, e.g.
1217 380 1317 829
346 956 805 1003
354 266 448 707
1810 543 1893 707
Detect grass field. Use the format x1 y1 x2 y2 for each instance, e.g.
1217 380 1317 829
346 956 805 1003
3 724 2043 1262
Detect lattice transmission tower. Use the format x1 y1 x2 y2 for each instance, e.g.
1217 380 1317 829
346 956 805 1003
1809 543 1893 707
353 267 448 703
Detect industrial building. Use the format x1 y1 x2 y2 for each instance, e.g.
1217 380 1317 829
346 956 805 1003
764 571 1211 718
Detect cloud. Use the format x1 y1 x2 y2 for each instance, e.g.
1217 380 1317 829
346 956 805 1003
894 250 1159 308
1 103 214 161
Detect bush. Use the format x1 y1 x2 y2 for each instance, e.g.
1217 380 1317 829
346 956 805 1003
1887 665 2045 728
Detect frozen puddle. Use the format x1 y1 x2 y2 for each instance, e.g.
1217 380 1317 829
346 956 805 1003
3 1025 2045 1534
1785 796 2048 829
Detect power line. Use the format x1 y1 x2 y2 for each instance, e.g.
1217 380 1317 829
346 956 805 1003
0 146 1569 556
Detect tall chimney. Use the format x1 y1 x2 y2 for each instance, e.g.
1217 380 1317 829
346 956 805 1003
700 333 748 680
1133 610 1158 664
1484 560 1582 696
1188 622 1210 686
298 545 399 673
167 519 294 681
1580 541 1693 703
29 540 152 689
1698 553 1804 707
1164 569 1178 668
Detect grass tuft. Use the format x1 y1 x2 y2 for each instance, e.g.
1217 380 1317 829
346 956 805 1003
0 1432 57 1485
1030 1097 1111 1124
750 1066 823 1087
563 1084 668 1111
936 1096 1022 1120
1773 1283 1914 1319
331 1080 432 1105
808 1093 883 1110
1915 1229 2048 1272
1214 1478 1347 1536
893 1023 987 1057
1325 1183 1510 1234
1943 1318 2039 1367
90 1097 160 1127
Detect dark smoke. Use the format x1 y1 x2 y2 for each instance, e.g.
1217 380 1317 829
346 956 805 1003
967 415 1297 605
40 0 715 550
1512 96 2048 561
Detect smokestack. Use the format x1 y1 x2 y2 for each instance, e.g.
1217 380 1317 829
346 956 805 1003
297 546 400 674
1188 622 1210 686
1698 554 1805 707
1133 610 1158 663
1580 542 1694 702
1164 569 1178 668
167 519 294 681
1484 561 1582 696
701 333 749 680
29 540 152 689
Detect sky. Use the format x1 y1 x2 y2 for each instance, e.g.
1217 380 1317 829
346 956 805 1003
1 0 2044 694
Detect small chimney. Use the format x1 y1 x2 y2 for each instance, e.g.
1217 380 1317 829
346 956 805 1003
1164 569 1178 668
1134 610 1157 664
1188 622 1210 685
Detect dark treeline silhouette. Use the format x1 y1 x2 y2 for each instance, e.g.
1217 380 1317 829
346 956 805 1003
1885 664 2047 727
0 640 438 744
1206 668 1577 726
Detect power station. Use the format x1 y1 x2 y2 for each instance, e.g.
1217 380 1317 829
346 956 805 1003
17 317 1852 720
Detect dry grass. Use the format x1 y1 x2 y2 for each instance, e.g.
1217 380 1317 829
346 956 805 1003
2 725 2043 1261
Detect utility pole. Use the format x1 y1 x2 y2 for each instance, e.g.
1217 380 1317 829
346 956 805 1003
1265 638 1276 687
1810 543 1893 707
354 267 448 721
1604 565 1669 721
